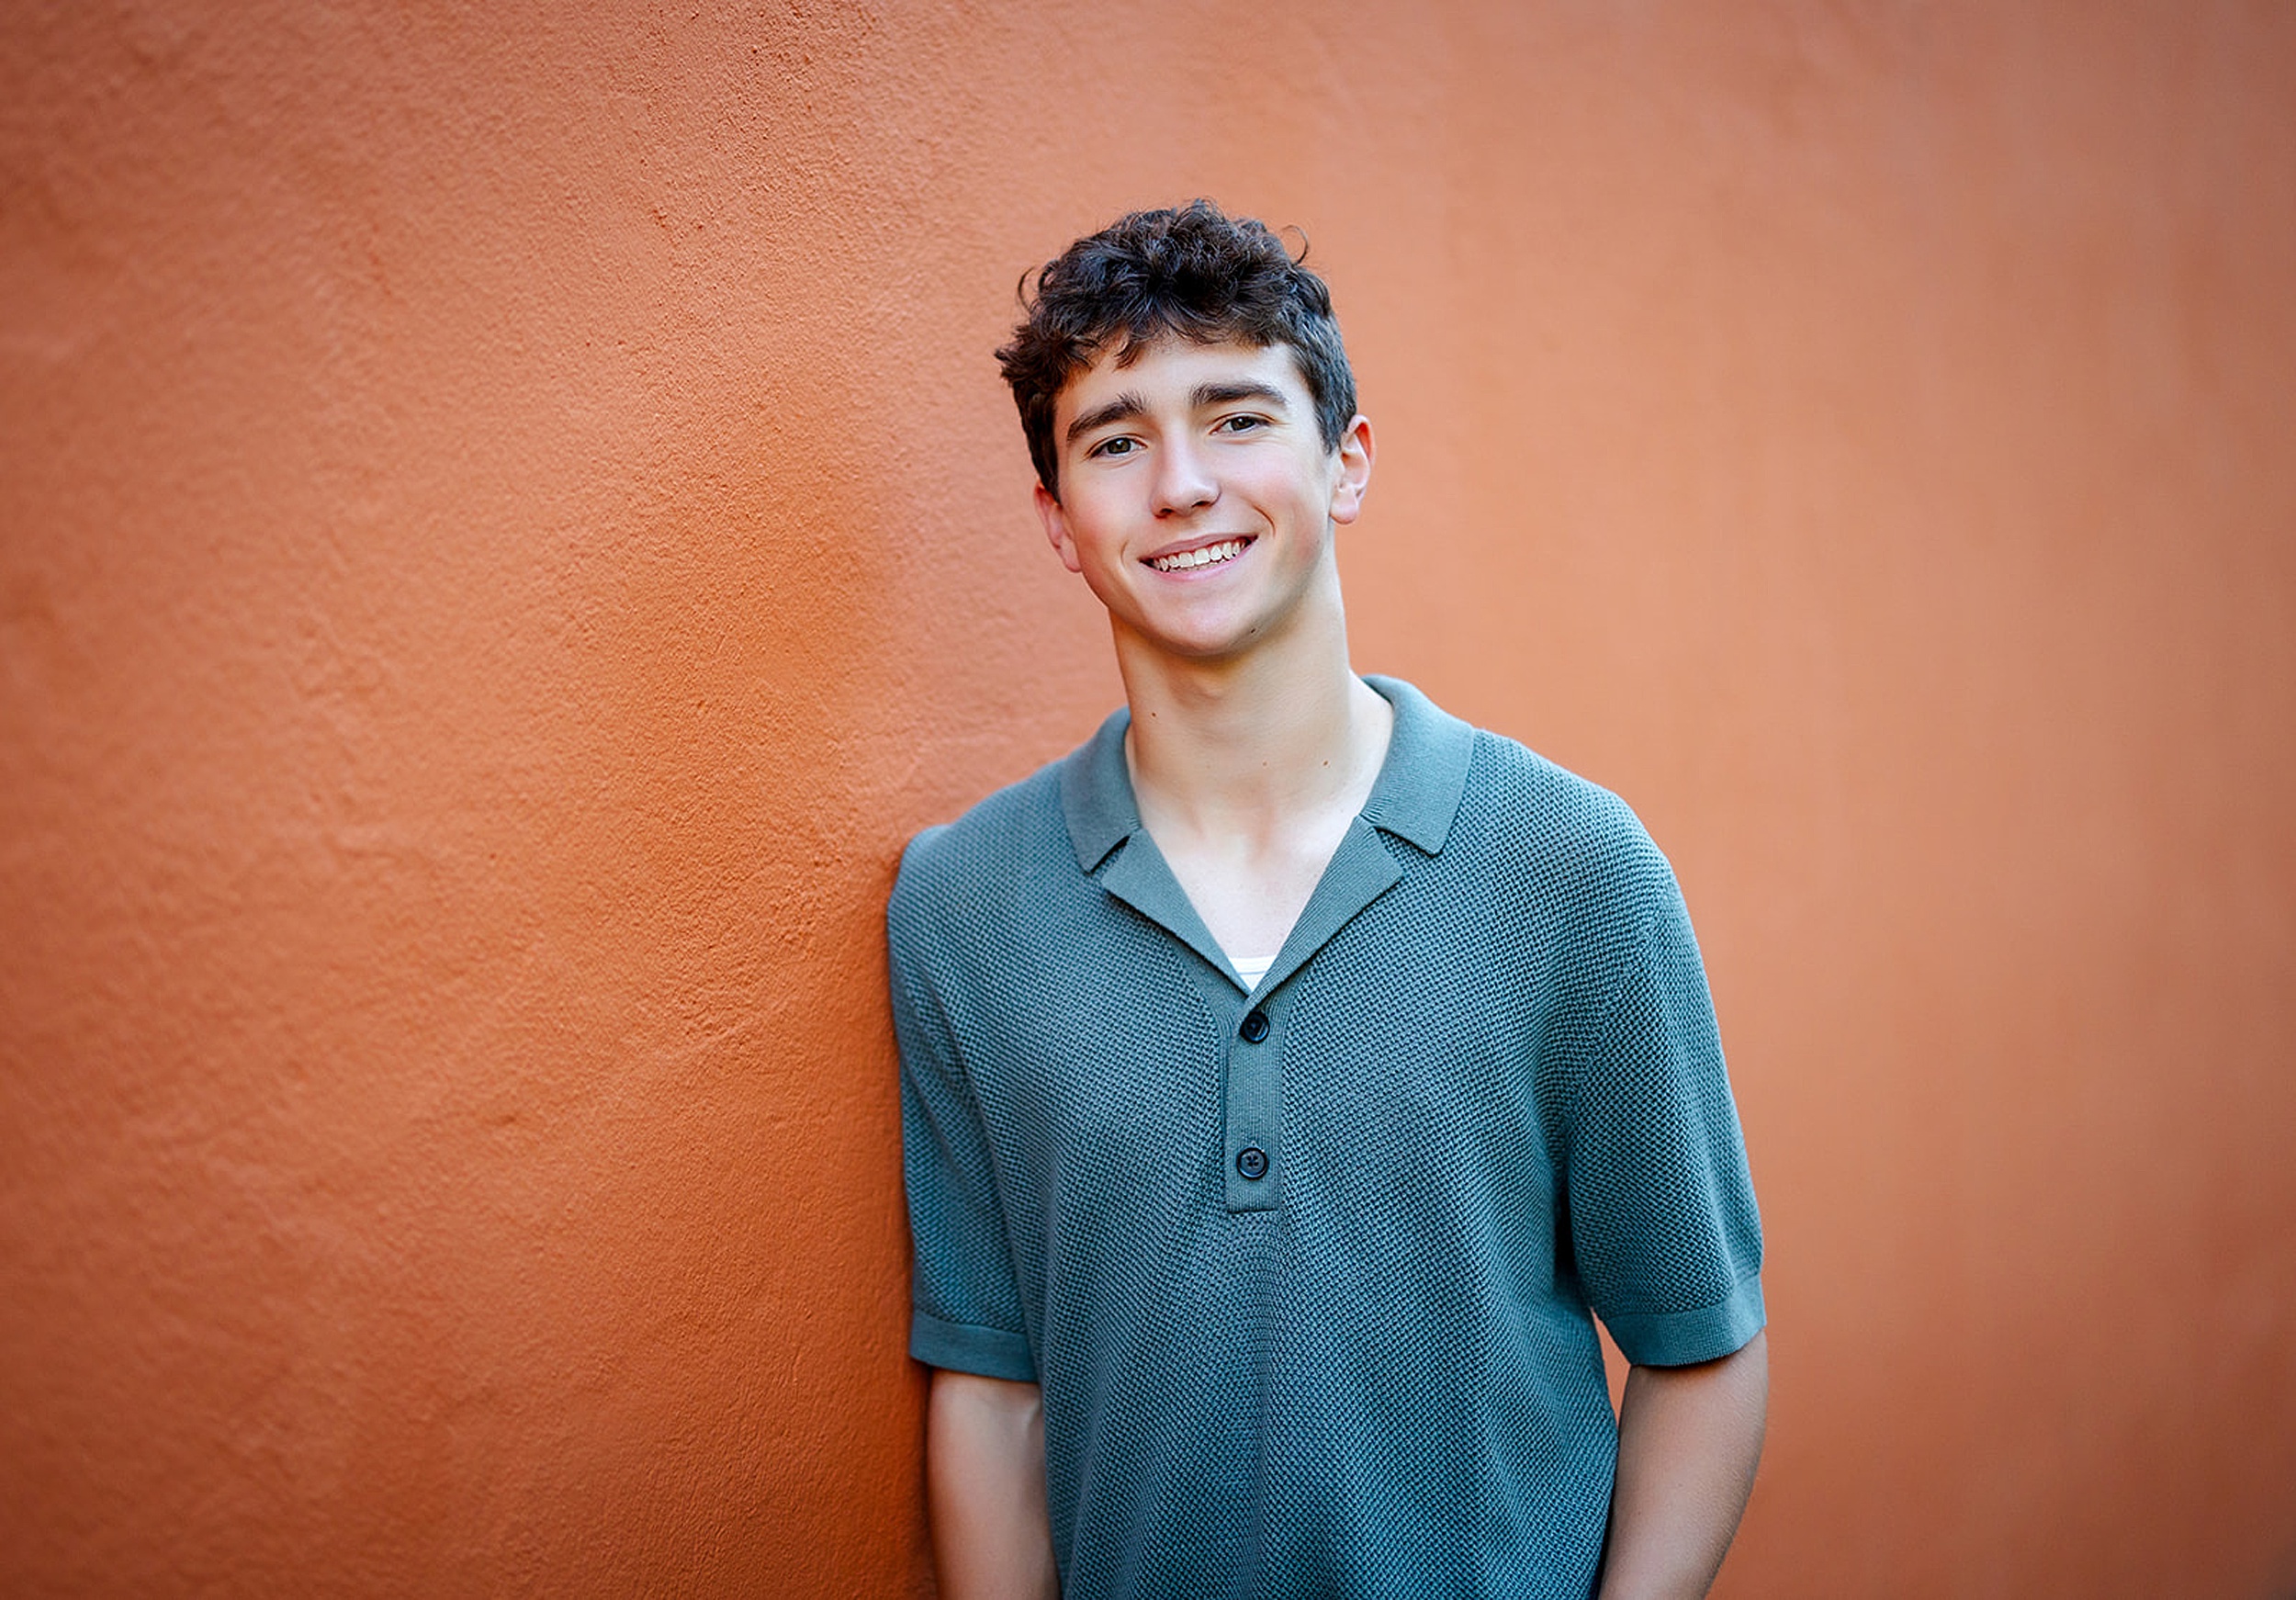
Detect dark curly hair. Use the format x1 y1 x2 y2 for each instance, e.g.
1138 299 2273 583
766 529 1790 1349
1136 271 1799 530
996 199 1357 500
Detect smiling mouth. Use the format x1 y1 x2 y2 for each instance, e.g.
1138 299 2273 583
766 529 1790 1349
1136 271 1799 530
1146 537 1252 573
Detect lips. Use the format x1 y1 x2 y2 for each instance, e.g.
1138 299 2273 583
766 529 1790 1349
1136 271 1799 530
1145 536 1252 573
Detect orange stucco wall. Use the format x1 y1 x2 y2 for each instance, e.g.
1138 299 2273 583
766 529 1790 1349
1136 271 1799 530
5 4 2292 1595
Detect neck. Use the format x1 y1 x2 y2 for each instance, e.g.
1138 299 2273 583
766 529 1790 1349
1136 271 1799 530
1112 565 1388 841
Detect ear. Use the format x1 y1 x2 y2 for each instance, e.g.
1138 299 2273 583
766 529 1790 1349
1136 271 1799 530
1035 481 1084 574
1327 414 1376 526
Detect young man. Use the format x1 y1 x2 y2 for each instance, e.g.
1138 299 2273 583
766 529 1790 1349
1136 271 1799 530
890 200 1767 1600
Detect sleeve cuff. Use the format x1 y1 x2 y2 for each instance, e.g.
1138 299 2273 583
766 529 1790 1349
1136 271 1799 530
910 1310 1037 1381
1601 1273 1766 1368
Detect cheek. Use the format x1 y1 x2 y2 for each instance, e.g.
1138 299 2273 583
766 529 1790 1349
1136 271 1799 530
1240 454 1335 512
1252 483 1335 544
1065 490 1142 559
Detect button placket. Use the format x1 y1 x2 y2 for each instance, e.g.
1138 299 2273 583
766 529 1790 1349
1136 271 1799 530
1223 998 1282 1211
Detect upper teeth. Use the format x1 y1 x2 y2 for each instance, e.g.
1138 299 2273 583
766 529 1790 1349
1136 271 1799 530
1150 538 1247 572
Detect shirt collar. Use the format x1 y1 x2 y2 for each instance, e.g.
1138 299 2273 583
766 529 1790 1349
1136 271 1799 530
1060 673 1475 873
1356 674 1476 854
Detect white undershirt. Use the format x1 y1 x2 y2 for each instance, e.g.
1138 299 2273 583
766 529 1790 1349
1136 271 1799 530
1231 952 1277 993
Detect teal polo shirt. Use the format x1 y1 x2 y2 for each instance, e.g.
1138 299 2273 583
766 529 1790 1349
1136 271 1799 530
891 677 1763 1599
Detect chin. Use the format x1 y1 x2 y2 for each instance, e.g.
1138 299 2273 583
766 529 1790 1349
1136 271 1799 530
1165 629 1266 665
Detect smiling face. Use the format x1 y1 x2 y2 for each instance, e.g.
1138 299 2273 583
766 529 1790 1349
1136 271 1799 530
1036 337 1373 667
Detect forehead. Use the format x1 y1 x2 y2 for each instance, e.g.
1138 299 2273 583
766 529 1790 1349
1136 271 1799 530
1054 336 1310 426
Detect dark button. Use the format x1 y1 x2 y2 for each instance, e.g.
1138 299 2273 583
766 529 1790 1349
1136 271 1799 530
1239 1009 1270 1043
1235 1146 1269 1180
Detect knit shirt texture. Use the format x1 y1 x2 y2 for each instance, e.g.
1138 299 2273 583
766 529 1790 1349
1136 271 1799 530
891 676 1764 1599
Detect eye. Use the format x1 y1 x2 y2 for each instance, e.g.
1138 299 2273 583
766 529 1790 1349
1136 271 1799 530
1086 435 1138 459
1214 413 1268 434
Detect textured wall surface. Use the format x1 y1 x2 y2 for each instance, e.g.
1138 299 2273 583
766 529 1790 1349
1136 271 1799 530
4 2 2292 1595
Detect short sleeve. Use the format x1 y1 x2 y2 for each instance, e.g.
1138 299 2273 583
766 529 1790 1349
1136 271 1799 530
1563 863 1764 1368
889 842 1037 1381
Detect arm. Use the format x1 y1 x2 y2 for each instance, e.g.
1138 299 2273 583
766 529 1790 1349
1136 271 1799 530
1597 1329 1768 1600
927 1369 1059 1600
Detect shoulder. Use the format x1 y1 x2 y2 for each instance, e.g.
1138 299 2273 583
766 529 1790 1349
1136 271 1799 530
887 751 1070 946
1360 674 1676 920
892 759 1065 896
1458 727 1659 858
1450 720 1680 928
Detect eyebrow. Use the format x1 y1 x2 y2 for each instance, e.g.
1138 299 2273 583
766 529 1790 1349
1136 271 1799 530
1063 382 1294 448
1190 381 1290 412
1064 392 1147 447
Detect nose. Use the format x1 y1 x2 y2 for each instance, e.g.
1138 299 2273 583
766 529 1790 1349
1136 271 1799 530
1152 436 1217 516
